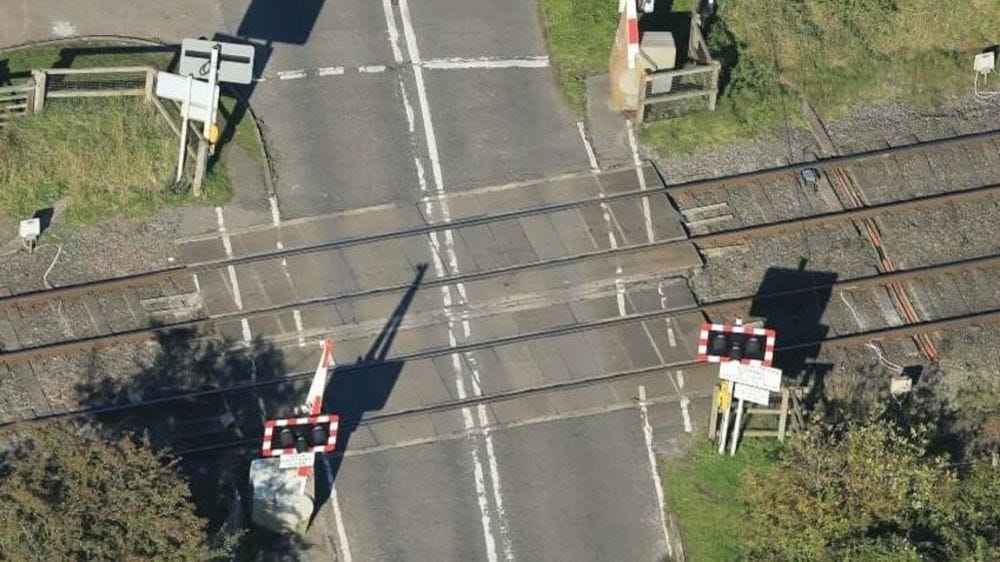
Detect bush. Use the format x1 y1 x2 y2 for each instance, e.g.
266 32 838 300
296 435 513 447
0 425 225 561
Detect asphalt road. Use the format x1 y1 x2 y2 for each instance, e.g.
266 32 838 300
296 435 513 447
5 1 707 560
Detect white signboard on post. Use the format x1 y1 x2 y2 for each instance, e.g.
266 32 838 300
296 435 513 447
719 362 782 392
179 38 255 85
734 383 771 406
277 452 316 470
155 71 217 122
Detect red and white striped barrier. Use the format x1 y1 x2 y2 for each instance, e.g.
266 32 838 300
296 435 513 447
261 414 340 457
619 0 640 69
696 323 776 367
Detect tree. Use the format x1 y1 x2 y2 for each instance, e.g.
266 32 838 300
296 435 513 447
0 424 221 561
741 418 1000 561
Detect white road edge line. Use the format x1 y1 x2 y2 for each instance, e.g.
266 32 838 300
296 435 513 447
638 385 674 557
576 121 600 173
393 0 513 558
323 354 353 562
421 56 550 69
626 119 655 243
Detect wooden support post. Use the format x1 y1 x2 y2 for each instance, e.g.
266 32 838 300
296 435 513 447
777 388 790 442
192 138 208 196
31 70 46 113
144 67 155 102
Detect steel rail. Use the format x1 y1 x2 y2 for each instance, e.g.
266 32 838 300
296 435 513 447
3 129 997 309
6 257 1000 428
693 182 1000 247
4 208 1000 366
0 267 187 308
654 127 1000 196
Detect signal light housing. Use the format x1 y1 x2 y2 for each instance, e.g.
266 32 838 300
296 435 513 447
696 323 776 367
261 414 340 458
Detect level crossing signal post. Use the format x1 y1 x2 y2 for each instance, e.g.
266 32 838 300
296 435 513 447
695 319 782 455
249 339 340 535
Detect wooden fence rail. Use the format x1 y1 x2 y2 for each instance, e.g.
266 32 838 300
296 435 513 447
4 65 206 189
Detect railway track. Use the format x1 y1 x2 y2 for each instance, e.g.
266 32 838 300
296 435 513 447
77 304 1000 458
4 251 1000 436
3 176 998 365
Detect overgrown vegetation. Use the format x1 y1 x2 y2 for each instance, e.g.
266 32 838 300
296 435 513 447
744 419 1000 560
663 381 1000 561
0 98 228 225
0 424 234 560
539 0 1000 153
643 0 1000 153
659 440 782 561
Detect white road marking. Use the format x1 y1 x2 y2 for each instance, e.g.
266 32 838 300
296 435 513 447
676 370 691 433
421 56 549 69
391 0 513 557
277 69 308 80
666 319 677 348
269 196 281 226
293 309 305 347
241 318 252 347
51 20 76 37
626 119 655 243
358 64 387 73
320 454 353 562
381 0 404 63
638 385 674 557
215 207 245 310
318 66 346 76
576 122 600 173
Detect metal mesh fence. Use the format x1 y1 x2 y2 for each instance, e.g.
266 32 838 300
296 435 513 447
46 70 148 93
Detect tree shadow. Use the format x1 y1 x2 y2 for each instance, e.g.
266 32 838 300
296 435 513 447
310 264 427 526
73 327 293 525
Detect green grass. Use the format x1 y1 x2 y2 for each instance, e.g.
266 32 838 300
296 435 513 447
660 440 783 561
539 0 618 115
0 97 229 225
0 43 275 226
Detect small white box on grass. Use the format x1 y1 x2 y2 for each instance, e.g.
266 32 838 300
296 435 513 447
19 218 41 241
974 51 995 75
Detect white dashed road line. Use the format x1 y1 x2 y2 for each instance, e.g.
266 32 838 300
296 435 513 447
277 69 308 80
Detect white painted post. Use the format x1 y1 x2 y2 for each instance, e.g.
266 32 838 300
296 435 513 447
175 75 192 184
729 397 745 456
717 380 734 454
